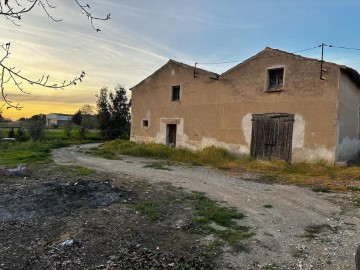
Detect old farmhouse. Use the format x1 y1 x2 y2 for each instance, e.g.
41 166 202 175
130 47 360 163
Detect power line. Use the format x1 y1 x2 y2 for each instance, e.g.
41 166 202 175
196 45 322 66
293 45 322 53
326 44 360 51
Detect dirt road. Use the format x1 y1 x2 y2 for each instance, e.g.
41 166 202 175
53 144 360 269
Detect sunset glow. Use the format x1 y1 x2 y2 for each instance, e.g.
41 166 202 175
2 0 360 120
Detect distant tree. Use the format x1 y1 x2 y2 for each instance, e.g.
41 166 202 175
79 104 96 139
16 125 29 142
8 127 15 138
96 87 112 139
30 114 46 123
27 120 45 141
109 85 131 139
96 85 131 140
1 1 110 110
72 110 82 126
63 120 72 138
17 114 46 123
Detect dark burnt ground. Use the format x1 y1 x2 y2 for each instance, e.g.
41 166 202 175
0 164 214 270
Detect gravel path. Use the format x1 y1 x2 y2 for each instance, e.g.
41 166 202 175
52 144 360 269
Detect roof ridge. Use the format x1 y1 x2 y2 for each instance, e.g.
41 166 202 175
221 46 346 76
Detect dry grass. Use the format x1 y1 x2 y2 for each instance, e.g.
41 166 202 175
228 158 360 192
98 140 360 192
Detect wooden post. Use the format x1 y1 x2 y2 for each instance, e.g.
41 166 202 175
356 244 360 270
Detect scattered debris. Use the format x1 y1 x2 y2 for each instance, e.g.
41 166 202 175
61 239 74 248
0 137 16 142
1 166 26 176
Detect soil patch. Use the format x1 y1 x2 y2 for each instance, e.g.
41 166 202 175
0 164 224 270
0 181 135 220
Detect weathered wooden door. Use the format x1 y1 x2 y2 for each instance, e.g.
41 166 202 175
250 113 294 162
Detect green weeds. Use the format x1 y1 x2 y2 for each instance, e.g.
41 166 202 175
45 128 101 142
354 198 360 208
88 147 118 159
262 263 279 270
0 126 102 166
188 192 253 246
0 141 52 165
302 224 336 239
135 201 160 221
98 140 234 167
311 186 331 193
144 162 172 171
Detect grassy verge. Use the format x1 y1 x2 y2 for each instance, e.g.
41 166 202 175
93 140 360 192
0 141 61 166
45 128 101 142
57 165 95 176
0 127 102 167
93 140 234 167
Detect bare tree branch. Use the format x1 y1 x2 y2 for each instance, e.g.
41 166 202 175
0 0 110 30
0 43 85 110
0 0 109 110
74 0 111 32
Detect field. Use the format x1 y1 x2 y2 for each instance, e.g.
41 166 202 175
0 128 101 166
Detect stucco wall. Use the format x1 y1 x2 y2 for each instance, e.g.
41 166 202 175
336 72 360 161
131 49 339 162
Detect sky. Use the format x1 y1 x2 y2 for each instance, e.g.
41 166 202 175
2 0 360 120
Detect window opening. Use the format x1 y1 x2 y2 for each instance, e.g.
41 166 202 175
171 85 180 101
267 68 284 91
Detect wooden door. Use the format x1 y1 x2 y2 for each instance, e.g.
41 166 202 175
250 113 294 162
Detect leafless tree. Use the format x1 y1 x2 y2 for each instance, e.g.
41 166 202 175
0 0 110 110
79 104 97 139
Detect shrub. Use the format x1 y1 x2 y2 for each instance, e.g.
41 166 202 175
16 125 29 142
27 120 45 141
8 127 15 138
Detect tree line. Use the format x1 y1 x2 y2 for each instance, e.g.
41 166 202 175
0 84 131 141
72 84 131 140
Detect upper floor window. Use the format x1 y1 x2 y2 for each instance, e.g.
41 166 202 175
171 85 180 101
143 120 149 127
267 68 284 91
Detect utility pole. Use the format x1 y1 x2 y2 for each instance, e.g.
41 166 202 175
193 62 198 78
320 43 325 80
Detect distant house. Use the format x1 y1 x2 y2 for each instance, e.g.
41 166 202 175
46 113 72 127
130 47 360 163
